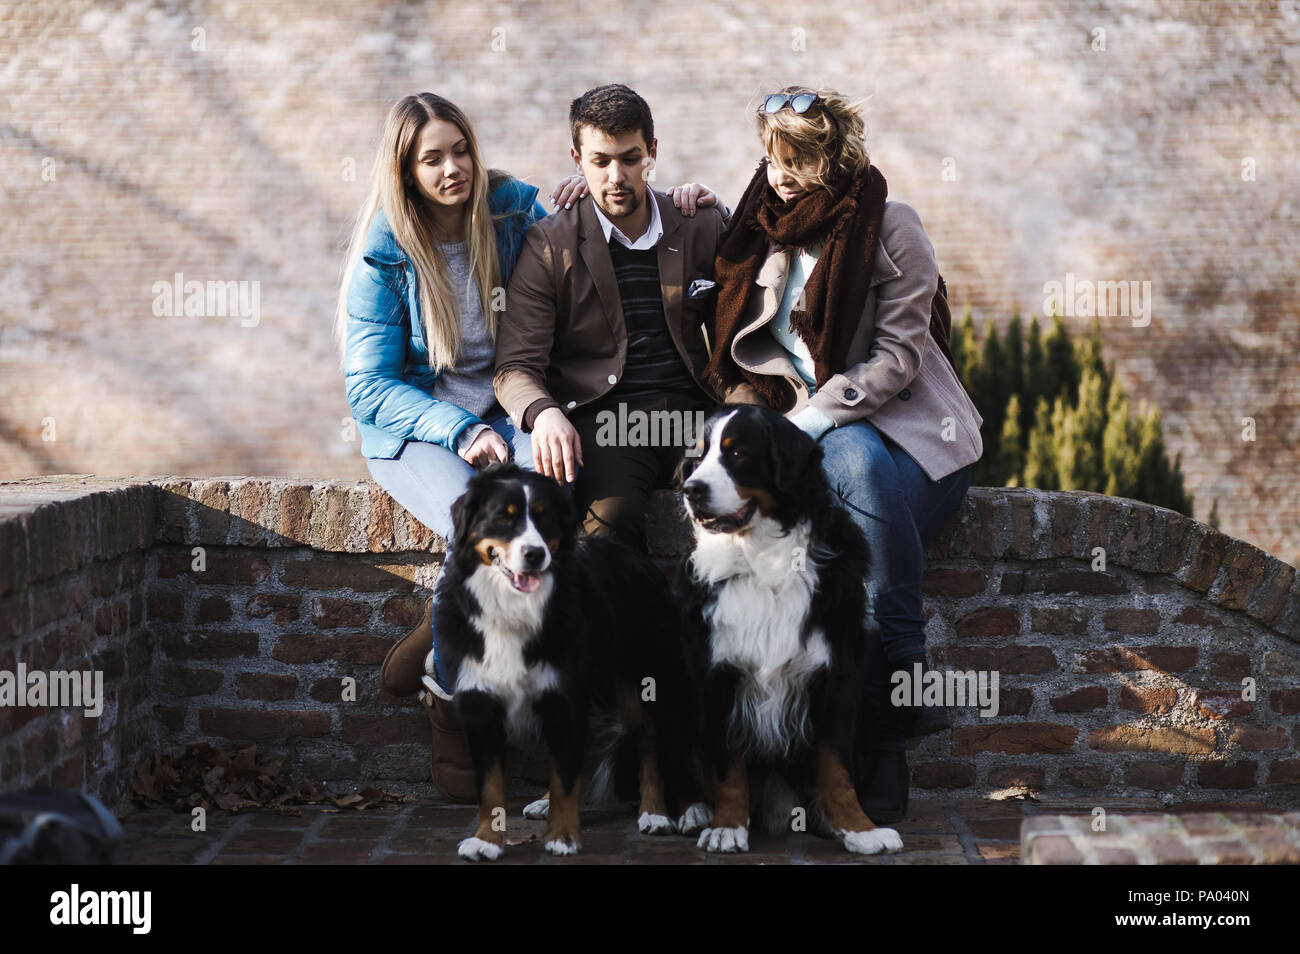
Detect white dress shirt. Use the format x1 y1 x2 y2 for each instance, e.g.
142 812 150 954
591 185 664 250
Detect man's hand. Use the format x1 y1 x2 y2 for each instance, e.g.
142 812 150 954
460 428 509 468
550 174 588 210
668 183 719 216
532 406 583 484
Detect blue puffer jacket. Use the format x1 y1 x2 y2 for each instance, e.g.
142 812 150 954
344 177 547 459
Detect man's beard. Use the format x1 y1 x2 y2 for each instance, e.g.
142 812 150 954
598 187 642 219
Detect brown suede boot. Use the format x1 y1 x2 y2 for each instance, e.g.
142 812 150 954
380 595 434 697
424 693 477 803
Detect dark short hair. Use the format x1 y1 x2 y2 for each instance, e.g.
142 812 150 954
569 84 654 154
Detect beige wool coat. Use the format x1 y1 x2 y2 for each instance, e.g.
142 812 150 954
721 200 984 482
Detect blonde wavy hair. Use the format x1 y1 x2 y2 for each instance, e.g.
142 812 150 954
756 85 871 191
333 93 503 373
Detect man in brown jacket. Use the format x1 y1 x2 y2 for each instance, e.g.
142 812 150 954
494 84 728 552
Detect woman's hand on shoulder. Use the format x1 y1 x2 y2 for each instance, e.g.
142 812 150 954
668 183 718 216
550 174 588 210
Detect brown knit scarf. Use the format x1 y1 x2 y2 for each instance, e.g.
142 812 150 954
705 157 889 410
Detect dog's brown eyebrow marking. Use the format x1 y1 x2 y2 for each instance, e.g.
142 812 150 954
721 436 735 449
506 503 519 516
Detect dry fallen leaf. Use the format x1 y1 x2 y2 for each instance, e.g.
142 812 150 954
130 743 407 815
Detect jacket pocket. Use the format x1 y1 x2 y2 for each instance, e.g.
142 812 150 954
917 355 982 449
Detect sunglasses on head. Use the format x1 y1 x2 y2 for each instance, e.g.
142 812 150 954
763 92 819 114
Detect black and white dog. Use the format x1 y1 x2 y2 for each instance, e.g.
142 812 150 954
432 463 706 861
676 405 903 855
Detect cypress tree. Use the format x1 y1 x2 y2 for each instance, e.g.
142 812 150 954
1023 315 1047 437
964 310 1190 518
1071 366 1108 489
977 320 1007 482
1023 396 1057 489
1134 404 1193 515
953 305 980 391
1048 395 1074 488
1075 315 1109 391
1003 311 1025 406
998 393 1024 487
1102 375 1139 498
1044 313 1077 404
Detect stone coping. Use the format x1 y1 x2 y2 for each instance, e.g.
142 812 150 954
3 476 1296 646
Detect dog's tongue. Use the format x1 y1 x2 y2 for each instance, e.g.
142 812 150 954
511 571 542 594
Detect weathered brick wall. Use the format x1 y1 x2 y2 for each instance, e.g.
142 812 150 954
0 0 1296 568
0 480 158 809
2 476 1298 812
914 488 1300 801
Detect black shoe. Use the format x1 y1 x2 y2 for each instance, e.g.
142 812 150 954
892 653 952 740
907 704 951 738
856 749 909 825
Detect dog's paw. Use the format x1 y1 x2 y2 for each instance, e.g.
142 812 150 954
638 812 675 835
697 826 749 854
457 836 503 862
840 827 903 855
675 802 713 836
522 797 550 820
543 836 580 856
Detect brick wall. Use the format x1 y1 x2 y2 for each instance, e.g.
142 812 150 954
0 480 158 809
2 475 1298 812
0 0 1296 568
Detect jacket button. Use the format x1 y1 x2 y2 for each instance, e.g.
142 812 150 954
566 401 577 410
607 374 617 385
899 387 911 400
843 387 858 400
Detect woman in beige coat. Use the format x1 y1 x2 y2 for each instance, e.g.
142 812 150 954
707 86 984 823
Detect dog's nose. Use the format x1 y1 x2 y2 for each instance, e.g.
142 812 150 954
683 480 708 507
521 545 547 570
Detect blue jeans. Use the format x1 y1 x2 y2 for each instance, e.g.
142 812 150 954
818 419 973 751
366 411 536 693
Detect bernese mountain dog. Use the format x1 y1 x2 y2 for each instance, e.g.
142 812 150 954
432 462 707 861
675 405 904 855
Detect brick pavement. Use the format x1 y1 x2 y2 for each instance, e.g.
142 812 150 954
113 794 1298 866
1024 810 1300 865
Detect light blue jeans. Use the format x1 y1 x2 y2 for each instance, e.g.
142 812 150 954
366 411 535 692
365 412 534 541
818 418 974 751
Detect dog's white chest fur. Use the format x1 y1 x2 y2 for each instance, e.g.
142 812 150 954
691 516 830 754
455 564 559 738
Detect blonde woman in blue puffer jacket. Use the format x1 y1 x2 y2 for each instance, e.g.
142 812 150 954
334 92 716 800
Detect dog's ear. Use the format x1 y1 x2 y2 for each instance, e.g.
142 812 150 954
554 482 579 553
674 414 714 488
520 471 578 553
768 409 823 496
674 443 703 489
449 475 487 552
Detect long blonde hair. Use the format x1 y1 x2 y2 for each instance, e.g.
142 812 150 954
334 93 503 373
756 86 870 191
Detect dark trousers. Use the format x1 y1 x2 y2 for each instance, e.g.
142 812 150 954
570 389 719 555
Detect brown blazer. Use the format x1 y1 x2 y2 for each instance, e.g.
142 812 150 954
494 190 727 429
723 201 984 482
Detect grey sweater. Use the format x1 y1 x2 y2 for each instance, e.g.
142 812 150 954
431 241 498 436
